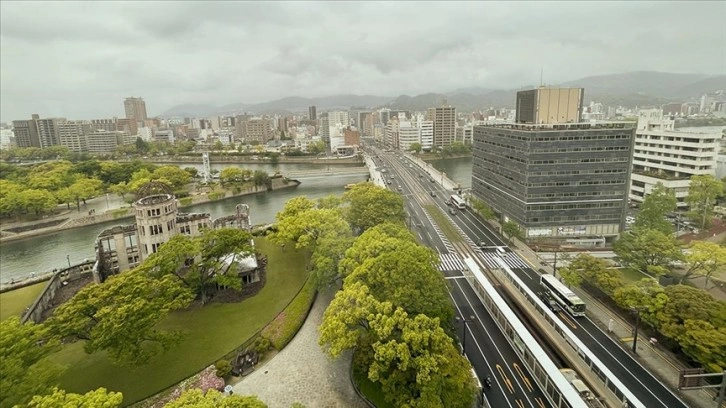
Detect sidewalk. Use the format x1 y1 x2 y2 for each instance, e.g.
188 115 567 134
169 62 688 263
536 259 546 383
507 234 721 408
231 287 369 408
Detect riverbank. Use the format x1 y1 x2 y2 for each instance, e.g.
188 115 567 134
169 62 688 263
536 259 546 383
0 178 301 244
125 155 364 165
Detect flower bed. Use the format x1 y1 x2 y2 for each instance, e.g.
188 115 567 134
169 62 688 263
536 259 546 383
144 365 225 408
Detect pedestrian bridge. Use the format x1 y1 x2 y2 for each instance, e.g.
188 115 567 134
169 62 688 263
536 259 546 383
284 166 369 179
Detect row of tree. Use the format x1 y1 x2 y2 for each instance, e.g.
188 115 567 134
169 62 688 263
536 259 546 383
558 182 726 372
268 183 477 407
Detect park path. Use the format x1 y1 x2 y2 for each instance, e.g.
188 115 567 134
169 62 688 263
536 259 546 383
231 287 369 408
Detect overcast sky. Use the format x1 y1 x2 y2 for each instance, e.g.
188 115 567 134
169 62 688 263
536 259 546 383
1 1 724 121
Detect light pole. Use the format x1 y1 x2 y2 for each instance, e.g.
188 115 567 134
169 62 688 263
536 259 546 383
455 315 476 356
105 193 109 210
441 171 445 187
632 307 644 354
66 255 71 268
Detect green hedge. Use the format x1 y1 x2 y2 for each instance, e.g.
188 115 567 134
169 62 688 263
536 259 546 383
261 276 317 350
207 192 225 200
178 197 193 207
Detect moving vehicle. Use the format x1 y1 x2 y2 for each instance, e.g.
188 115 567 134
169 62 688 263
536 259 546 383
430 191 436 197
540 274 586 317
449 207 457 215
450 194 466 210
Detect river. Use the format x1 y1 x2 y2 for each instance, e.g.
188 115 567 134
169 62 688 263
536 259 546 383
0 159 473 283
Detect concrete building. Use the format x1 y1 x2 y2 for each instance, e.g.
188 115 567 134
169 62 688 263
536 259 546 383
0 128 15 150
57 121 92 152
124 97 148 121
154 129 175 143
456 125 473 145
384 118 400 149
343 128 360 146
239 118 272 144
11 116 40 148
90 118 118 132
515 87 584 124
397 121 420 151
35 117 66 148
116 118 138 136
414 115 434 151
472 121 635 246
309 105 317 121
86 130 126 153
427 105 456 148
629 109 720 207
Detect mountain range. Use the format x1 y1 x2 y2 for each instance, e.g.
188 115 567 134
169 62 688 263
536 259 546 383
160 71 726 117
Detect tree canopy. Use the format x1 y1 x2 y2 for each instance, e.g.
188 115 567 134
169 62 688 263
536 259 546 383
28 387 123 408
47 271 194 366
0 317 62 408
633 182 676 234
613 229 682 276
164 389 267 408
343 183 405 233
686 174 724 229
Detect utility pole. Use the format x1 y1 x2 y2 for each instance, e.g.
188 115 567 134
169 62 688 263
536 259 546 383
632 308 643 354
455 315 476 356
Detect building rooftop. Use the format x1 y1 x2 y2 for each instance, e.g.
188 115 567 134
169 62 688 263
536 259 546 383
476 121 636 131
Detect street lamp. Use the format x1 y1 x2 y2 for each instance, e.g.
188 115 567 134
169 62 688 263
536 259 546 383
455 315 476 356
66 255 71 268
631 307 645 354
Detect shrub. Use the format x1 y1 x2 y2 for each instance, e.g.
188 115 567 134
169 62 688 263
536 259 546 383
214 359 232 378
261 277 317 350
207 192 225 200
178 197 193 207
253 337 271 354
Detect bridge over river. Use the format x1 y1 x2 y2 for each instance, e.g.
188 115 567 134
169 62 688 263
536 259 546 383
284 166 370 179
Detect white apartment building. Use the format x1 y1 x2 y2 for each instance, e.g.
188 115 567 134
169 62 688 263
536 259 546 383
154 129 175 143
398 121 420 151
87 130 125 153
414 114 433 151
456 125 473 145
0 129 14 150
630 109 719 207
384 119 399 148
57 121 92 152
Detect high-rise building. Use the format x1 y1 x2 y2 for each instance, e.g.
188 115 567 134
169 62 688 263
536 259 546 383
238 118 272 143
87 130 126 153
35 117 65 148
308 105 317 121
629 109 719 207
427 105 456 148
91 118 118 132
471 88 634 246
58 121 92 152
124 97 148 121
515 87 584 124
397 121 420 151
11 116 40 148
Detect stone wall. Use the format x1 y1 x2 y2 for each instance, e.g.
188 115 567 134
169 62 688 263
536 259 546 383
22 260 95 324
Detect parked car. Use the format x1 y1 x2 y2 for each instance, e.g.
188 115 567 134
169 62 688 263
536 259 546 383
430 191 436 197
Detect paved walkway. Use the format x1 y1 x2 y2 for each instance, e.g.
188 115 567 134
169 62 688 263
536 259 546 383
231 287 369 408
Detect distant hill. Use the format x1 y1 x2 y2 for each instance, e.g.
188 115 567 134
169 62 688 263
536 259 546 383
160 71 726 117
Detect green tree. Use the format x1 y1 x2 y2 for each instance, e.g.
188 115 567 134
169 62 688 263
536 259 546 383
409 142 422 153
28 387 123 408
307 140 326 155
152 166 192 189
0 317 63 408
677 320 726 373
338 222 415 277
558 267 583 288
219 167 246 186
319 283 475 408
47 272 194 366
469 197 495 220
686 174 724 229
183 167 199 179
64 177 103 211
560 254 624 295
613 278 668 327
343 183 405 233
271 207 350 250
135 137 150 154
681 241 726 286
0 180 24 218
633 182 676 234
164 389 267 408
109 181 130 201
143 228 255 304
252 170 270 190
613 229 682 276
21 189 57 215
501 220 523 243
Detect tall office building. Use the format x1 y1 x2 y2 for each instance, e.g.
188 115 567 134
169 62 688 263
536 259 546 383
124 97 148 122
308 105 317 121
427 105 456 148
57 121 92 152
35 117 65 148
471 89 635 246
515 87 584 124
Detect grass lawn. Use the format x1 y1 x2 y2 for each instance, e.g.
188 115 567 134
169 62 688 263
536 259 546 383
0 282 46 321
424 204 464 244
619 267 650 284
49 237 309 406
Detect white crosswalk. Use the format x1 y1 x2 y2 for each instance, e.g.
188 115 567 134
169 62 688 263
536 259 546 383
479 251 529 269
438 253 467 272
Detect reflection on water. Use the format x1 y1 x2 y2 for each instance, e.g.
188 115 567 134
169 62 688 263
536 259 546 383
0 158 473 282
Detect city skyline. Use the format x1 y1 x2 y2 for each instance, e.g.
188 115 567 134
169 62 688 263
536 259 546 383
1 1 724 121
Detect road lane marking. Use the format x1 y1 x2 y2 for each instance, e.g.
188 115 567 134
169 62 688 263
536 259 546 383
496 364 515 394
512 363 533 392
558 312 578 329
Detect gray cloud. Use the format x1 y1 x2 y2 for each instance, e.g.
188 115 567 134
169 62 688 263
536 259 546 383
1 1 724 121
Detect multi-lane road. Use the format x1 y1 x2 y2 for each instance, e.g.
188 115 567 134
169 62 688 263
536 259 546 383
367 146 690 408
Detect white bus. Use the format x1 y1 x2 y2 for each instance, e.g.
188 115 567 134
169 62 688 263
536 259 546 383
540 274 586 317
450 194 466 209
